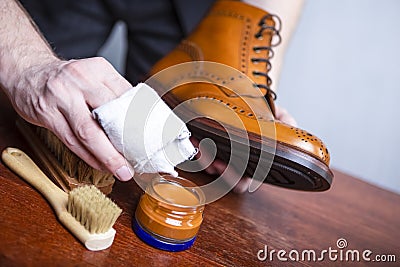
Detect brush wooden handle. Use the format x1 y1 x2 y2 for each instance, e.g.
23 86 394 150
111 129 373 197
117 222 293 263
1 147 116 251
1 147 67 214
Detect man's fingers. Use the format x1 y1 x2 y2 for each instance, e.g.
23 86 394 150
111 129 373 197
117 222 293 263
275 106 298 127
50 116 105 171
191 137 250 193
212 159 250 194
92 57 132 97
62 102 133 181
58 58 131 109
232 177 251 194
190 137 219 174
102 68 132 97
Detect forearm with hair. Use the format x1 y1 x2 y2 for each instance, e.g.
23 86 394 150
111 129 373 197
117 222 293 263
0 0 57 93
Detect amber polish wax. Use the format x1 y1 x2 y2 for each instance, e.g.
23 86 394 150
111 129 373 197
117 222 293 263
136 183 204 240
153 183 199 206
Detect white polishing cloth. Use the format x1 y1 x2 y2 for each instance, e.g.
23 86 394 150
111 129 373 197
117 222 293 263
92 83 197 176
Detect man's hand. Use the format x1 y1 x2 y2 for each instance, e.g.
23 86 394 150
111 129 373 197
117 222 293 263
9 57 134 181
0 1 134 181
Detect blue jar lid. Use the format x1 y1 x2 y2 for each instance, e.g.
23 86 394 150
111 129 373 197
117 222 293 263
132 217 196 252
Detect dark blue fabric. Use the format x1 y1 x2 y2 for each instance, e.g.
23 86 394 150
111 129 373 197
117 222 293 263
20 0 215 84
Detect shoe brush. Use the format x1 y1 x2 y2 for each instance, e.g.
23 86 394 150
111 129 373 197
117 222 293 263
16 118 115 195
1 147 122 251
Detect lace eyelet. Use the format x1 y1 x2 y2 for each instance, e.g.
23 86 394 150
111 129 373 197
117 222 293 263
251 14 281 102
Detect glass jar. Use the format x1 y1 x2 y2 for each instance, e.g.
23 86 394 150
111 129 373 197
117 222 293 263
133 175 205 251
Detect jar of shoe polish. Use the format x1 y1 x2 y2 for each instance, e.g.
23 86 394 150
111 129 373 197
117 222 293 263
133 175 205 251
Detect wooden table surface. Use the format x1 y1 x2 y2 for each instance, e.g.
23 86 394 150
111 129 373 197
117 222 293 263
0 93 399 267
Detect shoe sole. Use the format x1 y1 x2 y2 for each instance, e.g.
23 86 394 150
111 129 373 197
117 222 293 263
163 93 333 191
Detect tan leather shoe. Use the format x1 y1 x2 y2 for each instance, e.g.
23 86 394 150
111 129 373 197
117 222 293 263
150 0 333 191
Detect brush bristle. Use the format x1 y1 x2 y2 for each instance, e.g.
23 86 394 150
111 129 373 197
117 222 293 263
67 185 122 234
36 127 113 185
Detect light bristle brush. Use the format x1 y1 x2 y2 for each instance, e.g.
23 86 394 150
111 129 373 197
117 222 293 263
1 147 122 251
16 119 115 195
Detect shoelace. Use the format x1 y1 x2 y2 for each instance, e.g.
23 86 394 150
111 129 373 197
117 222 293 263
252 14 282 101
